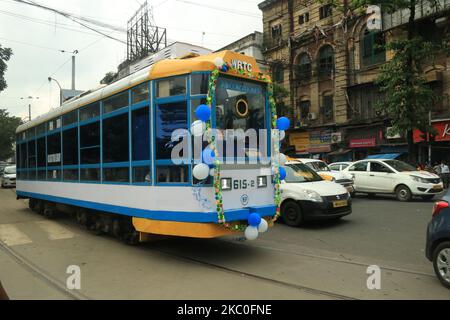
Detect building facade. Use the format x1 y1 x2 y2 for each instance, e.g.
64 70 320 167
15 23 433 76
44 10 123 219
258 0 450 163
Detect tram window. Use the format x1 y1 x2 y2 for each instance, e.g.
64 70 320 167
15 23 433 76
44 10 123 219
132 108 150 161
16 145 21 170
191 74 209 95
27 140 36 168
133 167 151 183
47 169 61 180
156 166 188 184
156 77 187 98
36 123 46 136
80 102 100 122
63 128 79 165
155 101 188 160
191 98 207 120
63 169 79 181
103 167 129 183
63 110 78 127
132 83 149 104
26 128 36 139
37 170 46 181
28 170 36 181
20 143 27 169
47 118 61 132
81 168 100 182
80 122 100 164
103 92 129 114
37 137 46 167
103 113 129 163
47 133 61 166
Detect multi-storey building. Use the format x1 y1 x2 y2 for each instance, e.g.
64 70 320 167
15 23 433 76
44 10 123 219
258 0 450 163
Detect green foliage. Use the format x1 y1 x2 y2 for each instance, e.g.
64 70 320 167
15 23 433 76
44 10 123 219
273 83 289 103
0 45 13 93
0 109 22 161
100 72 117 85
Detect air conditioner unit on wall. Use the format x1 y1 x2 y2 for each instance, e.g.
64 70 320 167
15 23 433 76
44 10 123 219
331 132 342 144
308 112 317 121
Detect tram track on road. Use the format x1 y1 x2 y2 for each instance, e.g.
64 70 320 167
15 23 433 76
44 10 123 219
0 238 91 300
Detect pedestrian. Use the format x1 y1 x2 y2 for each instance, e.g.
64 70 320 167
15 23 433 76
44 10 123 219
0 281 9 300
440 161 450 189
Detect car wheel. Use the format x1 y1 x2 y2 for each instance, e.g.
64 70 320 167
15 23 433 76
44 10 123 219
433 241 450 289
281 201 303 227
396 185 412 202
421 195 435 201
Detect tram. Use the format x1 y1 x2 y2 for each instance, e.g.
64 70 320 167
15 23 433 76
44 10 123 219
15 51 289 243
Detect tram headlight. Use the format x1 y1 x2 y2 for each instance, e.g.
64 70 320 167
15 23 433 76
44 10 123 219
221 178 232 191
257 176 268 188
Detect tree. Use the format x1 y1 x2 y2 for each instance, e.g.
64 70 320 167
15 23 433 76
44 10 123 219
273 83 291 117
101 71 118 85
0 45 13 92
0 109 22 161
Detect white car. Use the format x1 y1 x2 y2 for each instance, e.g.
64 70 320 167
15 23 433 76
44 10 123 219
1 165 16 188
343 159 444 201
329 162 353 172
292 159 355 195
280 161 352 227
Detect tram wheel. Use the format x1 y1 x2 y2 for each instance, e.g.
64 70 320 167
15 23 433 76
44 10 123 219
43 203 57 219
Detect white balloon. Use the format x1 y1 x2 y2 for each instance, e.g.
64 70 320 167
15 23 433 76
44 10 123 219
279 130 286 141
193 164 210 180
209 168 215 177
258 219 269 233
214 57 225 67
279 153 287 166
245 226 259 241
191 120 206 137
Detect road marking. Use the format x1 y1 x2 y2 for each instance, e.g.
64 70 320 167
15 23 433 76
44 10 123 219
35 221 75 240
0 224 33 246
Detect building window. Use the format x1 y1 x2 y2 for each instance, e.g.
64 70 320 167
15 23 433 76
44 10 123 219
361 29 386 67
271 24 282 39
322 95 334 122
80 122 100 164
299 12 309 25
103 113 129 163
273 64 284 83
103 92 129 114
299 100 311 120
319 4 332 19
318 45 334 77
296 53 312 80
156 77 187 98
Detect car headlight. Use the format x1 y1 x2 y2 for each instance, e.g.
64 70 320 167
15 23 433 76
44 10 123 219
257 176 268 188
303 190 323 203
411 175 429 184
221 178 232 191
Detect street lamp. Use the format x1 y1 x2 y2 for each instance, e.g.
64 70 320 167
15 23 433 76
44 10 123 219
20 96 39 122
48 77 63 106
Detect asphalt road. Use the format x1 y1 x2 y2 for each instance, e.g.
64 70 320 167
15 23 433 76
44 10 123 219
0 188 449 300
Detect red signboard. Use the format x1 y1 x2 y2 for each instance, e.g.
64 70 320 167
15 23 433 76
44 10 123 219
349 138 377 148
413 120 450 143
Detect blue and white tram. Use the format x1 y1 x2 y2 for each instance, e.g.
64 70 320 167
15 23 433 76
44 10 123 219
15 51 288 243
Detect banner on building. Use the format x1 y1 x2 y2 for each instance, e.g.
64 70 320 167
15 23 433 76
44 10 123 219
289 132 310 153
349 138 377 148
413 120 450 143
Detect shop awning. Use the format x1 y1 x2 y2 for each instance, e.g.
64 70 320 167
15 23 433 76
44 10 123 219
365 153 402 160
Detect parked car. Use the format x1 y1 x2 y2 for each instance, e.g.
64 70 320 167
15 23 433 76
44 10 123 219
343 159 443 201
426 189 450 289
291 159 355 195
329 162 353 172
280 161 352 227
1 165 16 188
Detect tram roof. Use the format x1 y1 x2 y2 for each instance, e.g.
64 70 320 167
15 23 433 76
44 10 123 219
16 50 263 134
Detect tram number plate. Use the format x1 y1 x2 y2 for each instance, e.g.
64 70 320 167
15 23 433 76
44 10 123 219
233 179 256 190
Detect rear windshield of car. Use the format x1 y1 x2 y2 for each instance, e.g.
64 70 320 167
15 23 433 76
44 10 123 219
305 161 330 172
4 167 16 174
384 160 416 172
285 164 323 183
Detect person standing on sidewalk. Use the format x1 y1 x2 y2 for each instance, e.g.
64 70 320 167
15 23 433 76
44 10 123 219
0 281 9 300
440 161 450 189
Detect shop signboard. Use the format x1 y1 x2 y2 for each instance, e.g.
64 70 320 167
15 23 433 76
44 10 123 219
349 138 377 148
308 129 332 153
289 132 310 153
413 120 450 143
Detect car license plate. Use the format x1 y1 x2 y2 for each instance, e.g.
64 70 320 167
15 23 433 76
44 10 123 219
333 200 348 208
433 185 442 190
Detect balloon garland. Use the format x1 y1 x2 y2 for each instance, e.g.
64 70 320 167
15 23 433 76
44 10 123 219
191 57 291 239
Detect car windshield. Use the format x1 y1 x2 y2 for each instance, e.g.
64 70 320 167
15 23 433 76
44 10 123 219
384 160 416 172
306 161 330 172
4 166 16 174
285 164 323 183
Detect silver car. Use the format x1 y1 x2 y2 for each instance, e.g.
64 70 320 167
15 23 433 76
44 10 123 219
1 165 16 188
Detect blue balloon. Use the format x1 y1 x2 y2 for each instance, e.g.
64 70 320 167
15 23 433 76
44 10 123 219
248 213 262 227
279 167 287 181
277 117 291 131
202 148 216 165
196 105 211 122
221 65 229 72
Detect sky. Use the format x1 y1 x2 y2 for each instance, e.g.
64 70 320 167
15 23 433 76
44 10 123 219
0 0 263 120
